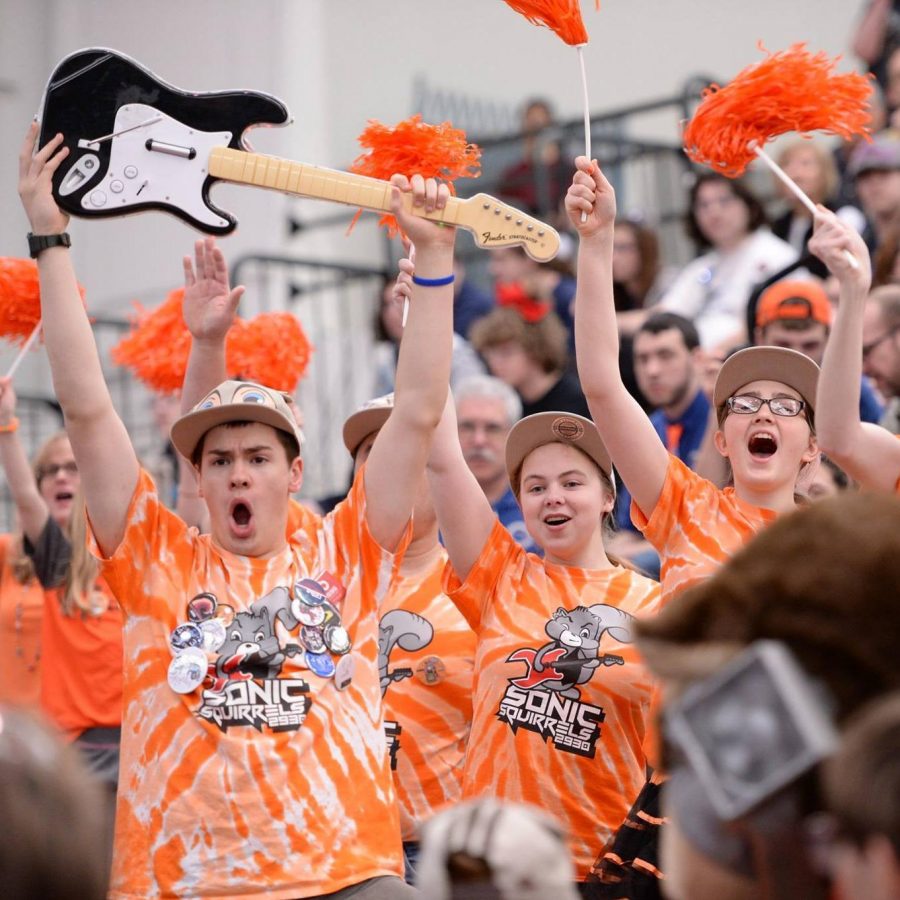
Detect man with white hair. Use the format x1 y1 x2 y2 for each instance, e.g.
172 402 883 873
455 375 538 553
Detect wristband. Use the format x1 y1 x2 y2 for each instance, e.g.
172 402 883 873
411 273 455 287
0 417 20 434
27 232 71 258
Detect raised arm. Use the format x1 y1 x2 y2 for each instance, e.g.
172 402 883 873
0 378 48 542
566 157 670 516
810 208 900 490
363 175 456 551
852 0 892 64
428 389 497 582
180 238 243 412
176 237 244 526
17 125 138 556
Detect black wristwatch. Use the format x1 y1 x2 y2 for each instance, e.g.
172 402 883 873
27 232 71 258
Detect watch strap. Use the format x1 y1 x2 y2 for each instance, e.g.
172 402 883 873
27 232 71 258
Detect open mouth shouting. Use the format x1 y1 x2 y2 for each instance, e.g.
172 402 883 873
228 498 255 539
747 430 778 462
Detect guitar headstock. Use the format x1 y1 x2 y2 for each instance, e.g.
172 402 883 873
458 193 560 262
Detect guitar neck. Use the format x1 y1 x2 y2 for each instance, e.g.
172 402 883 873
208 147 560 262
209 147 463 225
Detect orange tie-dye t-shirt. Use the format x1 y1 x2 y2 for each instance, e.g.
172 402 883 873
0 534 43 707
90 470 405 900
444 519 661 880
632 454 776 600
378 543 475 841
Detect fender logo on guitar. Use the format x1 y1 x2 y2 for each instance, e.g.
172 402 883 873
482 230 539 245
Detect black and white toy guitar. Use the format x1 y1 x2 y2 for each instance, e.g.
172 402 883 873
38 48 560 262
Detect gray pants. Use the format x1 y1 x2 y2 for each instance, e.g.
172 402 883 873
315 876 419 899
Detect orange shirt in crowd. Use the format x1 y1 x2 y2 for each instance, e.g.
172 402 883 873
40 578 123 738
0 534 43 707
90 469 406 900
444 519 662 880
378 543 475 842
632 455 776 600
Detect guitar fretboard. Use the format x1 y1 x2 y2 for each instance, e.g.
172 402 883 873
208 147 462 224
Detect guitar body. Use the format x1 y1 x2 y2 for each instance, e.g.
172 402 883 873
37 48 290 234
34 49 559 259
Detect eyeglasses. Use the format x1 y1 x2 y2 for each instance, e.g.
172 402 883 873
862 325 900 360
37 461 78 480
726 395 806 417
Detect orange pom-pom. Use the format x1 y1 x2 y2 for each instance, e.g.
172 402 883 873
112 291 313 395
503 0 599 46
110 289 191 394
0 258 86 346
683 43 873 178
226 313 312 394
349 114 481 236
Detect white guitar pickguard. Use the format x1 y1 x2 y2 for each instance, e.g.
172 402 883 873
80 103 232 229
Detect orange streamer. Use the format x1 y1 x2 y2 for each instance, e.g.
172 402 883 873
502 0 600 46
683 43 873 178
0 258 85 345
112 289 312 395
226 313 312 394
349 114 481 236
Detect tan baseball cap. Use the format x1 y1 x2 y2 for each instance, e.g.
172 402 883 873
342 393 394 457
170 380 303 462
713 347 820 414
505 412 614 499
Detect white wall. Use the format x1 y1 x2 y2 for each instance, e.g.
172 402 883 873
0 0 867 490
0 0 865 300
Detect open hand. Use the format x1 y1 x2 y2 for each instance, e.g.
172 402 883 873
182 237 245 342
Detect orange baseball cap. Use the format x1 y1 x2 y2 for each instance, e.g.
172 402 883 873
756 280 833 329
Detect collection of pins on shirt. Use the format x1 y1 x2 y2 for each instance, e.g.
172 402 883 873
167 575 355 695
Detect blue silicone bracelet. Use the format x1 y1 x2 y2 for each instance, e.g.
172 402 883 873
411 273 455 287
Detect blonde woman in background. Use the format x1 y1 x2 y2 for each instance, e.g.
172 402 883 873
0 377 123 823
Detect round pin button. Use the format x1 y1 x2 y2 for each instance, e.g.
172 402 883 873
170 622 203 653
296 578 328 604
306 651 336 679
188 592 217 623
295 584 326 607
168 648 208 693
320 601 342 627
214 604 235 627
415 655 446 686
296 603 325 627
301 625 326 654
334 654 355 691
200 618 227 653
325 624 351 655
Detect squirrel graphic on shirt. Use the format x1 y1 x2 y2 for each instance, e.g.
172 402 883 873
378 609 434 696
510 605 635 701
203 587 304 701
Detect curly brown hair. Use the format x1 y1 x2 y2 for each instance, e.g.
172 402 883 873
469 307 569 375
